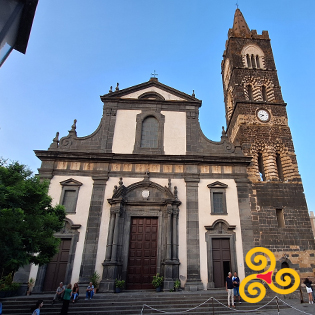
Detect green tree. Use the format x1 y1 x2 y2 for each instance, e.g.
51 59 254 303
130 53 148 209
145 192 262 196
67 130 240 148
0 160 65 277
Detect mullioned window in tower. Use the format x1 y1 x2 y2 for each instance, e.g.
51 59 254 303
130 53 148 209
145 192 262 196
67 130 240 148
242 44 265 69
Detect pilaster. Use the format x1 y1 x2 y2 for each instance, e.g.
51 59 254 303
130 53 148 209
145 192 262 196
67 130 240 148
79 175 108 283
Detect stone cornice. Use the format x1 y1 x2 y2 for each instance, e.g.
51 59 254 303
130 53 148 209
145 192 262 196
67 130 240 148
34 150 252 165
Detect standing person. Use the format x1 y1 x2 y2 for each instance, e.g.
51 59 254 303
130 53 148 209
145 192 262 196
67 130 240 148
85 282 94 300
72 283 79 303
304 278 313 304
30 300 43 315
226 272 235 308
52 282 65 304
232 271 241 304
60 284 72 315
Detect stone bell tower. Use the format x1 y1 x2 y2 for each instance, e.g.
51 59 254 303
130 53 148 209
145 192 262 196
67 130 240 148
222 8 315 275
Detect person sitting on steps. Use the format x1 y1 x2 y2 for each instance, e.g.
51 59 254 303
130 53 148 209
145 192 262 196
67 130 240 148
52 282 65 304
85 282 94 300
72 283 79 303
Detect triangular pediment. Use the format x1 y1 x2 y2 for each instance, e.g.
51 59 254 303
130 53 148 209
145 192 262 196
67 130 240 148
207 181 228 189
101 79 200 103
60 178 83 186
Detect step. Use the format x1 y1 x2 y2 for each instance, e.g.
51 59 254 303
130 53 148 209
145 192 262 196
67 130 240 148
0 291 291 315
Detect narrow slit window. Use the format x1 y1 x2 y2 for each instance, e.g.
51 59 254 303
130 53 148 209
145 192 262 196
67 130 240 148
276 153 284 181
262 85 267 101
276 209 285 227
258 152 265 181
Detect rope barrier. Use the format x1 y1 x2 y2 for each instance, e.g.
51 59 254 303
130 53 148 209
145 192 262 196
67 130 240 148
278 297 314 315
140 295 315 314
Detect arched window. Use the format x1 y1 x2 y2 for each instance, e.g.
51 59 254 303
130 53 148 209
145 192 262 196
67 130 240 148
258 152 265 181
262 85 267 101
247 85 253 101
140 116 159 148
251 54 256 69
256 55 260 69
246 54 252 68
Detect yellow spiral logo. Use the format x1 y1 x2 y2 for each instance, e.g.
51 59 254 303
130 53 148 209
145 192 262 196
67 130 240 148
239 247 300 303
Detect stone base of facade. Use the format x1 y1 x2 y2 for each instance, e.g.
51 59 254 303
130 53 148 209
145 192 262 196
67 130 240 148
184 281 204 291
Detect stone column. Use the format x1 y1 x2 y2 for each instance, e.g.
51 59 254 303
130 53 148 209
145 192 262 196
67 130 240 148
105 212 115 261
111 209 121 263
172 207 179 260
163 204 174 290
172 206 180 280
166 204 172 261
99 203 122 292
79 176 108 283
184 175 203 291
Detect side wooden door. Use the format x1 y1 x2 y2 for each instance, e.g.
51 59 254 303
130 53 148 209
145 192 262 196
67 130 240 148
212 238 231 288
43 239 71 291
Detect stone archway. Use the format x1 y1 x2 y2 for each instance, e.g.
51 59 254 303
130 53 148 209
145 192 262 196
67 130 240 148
99 175 181 292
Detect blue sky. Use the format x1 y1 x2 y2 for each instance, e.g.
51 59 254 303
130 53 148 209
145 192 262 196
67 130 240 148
1 0 314 212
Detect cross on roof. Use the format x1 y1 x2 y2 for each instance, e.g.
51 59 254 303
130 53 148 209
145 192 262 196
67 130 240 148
151 70 158 78
236 2 239 9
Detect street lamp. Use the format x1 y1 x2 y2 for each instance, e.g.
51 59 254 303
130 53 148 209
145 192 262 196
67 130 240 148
0 0 38 67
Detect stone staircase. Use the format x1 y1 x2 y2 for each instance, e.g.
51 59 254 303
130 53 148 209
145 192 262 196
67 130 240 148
1 290 290 315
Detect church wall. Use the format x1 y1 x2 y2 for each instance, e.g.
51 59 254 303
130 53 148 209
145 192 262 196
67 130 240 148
48 175 94 284
112 110 140 154
162 111 186 155
198 179 245 288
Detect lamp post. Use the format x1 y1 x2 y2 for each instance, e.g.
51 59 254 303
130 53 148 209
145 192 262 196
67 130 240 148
0 0 38 67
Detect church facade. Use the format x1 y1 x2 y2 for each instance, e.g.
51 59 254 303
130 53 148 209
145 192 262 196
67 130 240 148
32 9 315 292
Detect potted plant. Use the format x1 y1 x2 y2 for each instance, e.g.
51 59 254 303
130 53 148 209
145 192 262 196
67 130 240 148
174 279 181 291
115 279 125 293
152 273 163 292
27 278 35 295
0 274 20 298
90 271 101 293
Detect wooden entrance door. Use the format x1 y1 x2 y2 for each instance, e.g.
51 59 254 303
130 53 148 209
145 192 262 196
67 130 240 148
212 238 231 288
127 217 158 289
43 239 71 291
